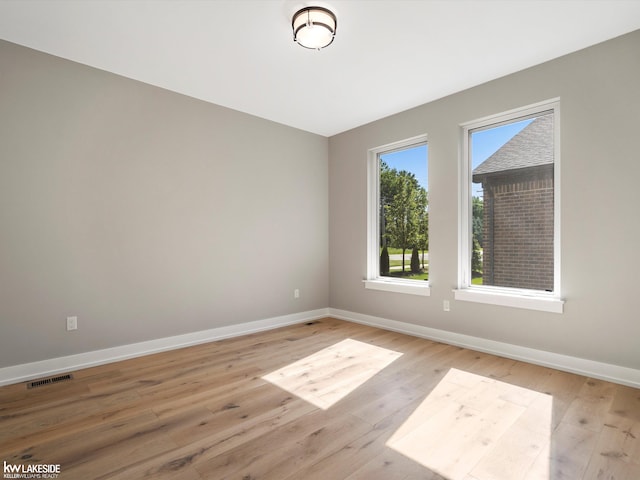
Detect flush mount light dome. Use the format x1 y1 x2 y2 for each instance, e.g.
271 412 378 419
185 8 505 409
292 6 337 50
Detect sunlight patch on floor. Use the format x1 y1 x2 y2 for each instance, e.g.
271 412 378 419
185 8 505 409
387 368 553 480
262 338 402 410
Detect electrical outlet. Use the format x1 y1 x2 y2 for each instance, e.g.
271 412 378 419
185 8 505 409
443 300 450 312
66 316 78 331
294 289 300 299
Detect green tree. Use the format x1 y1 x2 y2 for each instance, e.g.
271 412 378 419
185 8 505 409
410 247 420 273
472 196 483 247
416 188 429 269
472 237 483 277
379 161 399 248
380 161 428 274
386 170 421 271
380 246 390 276
471 196 483 278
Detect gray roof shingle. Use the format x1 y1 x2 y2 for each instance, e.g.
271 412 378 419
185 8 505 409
473 112 553 177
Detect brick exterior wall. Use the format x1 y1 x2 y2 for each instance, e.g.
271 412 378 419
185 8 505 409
479 165 554 291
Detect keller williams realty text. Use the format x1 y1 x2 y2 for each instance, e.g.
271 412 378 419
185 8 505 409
3 461 60 479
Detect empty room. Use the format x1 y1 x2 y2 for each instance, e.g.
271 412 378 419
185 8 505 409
1 1 639 479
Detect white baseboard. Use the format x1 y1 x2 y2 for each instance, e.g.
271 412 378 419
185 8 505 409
4 307 639 390
0 308 330 387
329 308 640 389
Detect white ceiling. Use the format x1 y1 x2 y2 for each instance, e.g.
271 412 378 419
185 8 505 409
1 1 639 137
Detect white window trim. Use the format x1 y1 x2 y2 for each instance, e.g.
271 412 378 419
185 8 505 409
364 278 431 296
365 134 430 297
455 99 563 313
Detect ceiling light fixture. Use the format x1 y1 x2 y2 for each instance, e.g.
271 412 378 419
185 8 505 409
292 6 337 50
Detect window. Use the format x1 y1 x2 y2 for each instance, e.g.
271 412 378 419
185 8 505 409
456 100 563 312
366 135 430 296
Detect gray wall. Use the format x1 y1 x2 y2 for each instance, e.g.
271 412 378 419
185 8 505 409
329 30 640 370
0 40 329 367
2 30 639 373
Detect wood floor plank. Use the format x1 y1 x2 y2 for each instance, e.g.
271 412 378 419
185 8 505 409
3 410 178 478
195 411 371 479
469 418 549 480
541 422 599 480
563 378 616 433
346 371 435 426
389 395 526 480
1 318 639 480
0 388 142 449
610 385 640 422
294 402 436 480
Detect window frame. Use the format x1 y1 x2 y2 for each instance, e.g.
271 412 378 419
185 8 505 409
365 134 431 297
455 99 564 313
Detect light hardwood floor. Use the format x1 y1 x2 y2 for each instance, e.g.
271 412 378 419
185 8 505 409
1 318 639 479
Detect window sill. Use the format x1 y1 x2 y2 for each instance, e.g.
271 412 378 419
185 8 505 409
364 279 431 297
453 288 564 313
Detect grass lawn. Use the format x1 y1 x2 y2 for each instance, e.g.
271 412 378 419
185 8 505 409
389 260 427 268
384 247 428 256
381 248 429 280
384 271 429 281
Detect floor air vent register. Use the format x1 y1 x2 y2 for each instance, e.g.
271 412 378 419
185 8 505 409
27 373 74 389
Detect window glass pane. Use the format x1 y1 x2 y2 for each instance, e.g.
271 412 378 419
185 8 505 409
379 144 428 281
470 112 554 291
